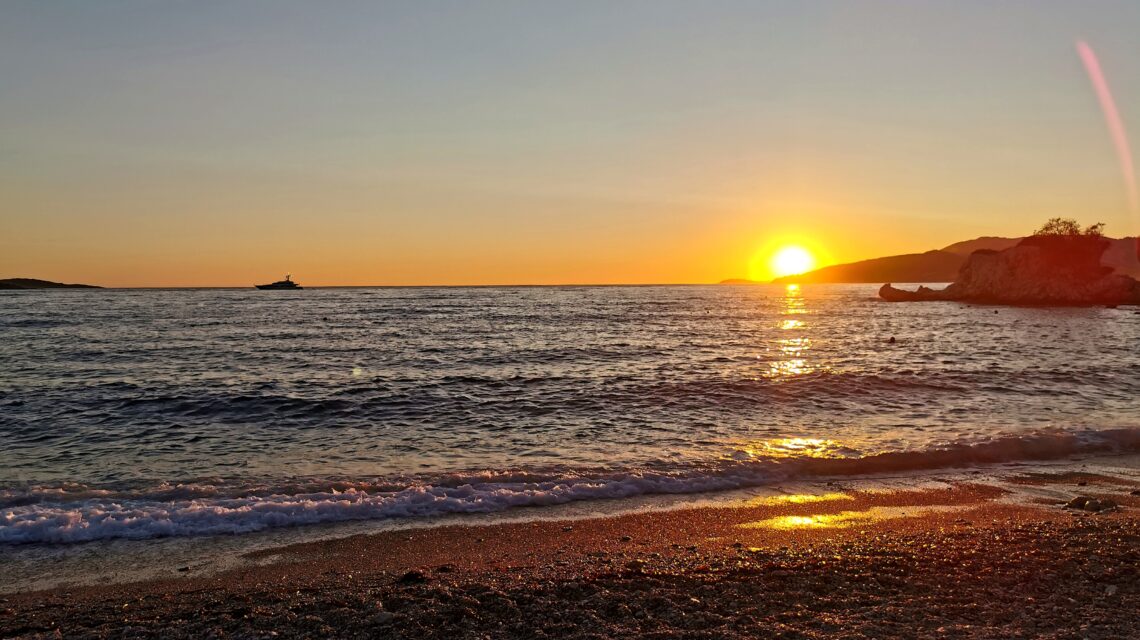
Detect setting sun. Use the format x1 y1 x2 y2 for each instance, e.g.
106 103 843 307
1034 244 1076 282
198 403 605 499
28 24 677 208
770 246 815 278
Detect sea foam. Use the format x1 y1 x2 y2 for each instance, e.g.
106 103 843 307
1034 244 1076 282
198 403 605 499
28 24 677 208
3 427 1137 545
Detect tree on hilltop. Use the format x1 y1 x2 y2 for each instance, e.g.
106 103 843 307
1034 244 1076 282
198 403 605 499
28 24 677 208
1033 218 1105 237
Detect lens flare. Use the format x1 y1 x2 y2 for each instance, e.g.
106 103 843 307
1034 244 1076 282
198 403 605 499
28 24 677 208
1077 41 1138 214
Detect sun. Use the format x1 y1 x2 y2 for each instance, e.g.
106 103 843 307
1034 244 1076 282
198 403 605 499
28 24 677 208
770 246 815 278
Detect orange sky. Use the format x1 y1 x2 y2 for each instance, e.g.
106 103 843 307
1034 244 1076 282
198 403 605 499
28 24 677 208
3 3 1138 287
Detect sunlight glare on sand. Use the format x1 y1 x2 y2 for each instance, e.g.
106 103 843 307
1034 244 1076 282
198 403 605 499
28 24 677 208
748 492 854 507
739 505 967 530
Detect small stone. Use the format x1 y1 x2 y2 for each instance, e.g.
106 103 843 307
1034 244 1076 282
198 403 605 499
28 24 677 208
1105 585 1118 596
620 535 632 542
1065 496 1090 509
397 570 427 585
177 566 190 572
1083 499 1103 512
372 611 395 625
562 526 573 532
1077 481 1088 487
1130 490 1140 496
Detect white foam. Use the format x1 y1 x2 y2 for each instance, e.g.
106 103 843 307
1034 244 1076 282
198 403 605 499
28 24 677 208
4 427 1138 544
0 473 764 544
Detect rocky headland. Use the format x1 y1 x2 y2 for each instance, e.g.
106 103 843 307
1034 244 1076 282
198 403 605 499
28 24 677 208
880 234 1140 306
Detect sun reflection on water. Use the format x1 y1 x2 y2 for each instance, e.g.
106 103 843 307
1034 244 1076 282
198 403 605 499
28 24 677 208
739 437 850 459
764 284 822 379
778 337 811 354
768 359 810 377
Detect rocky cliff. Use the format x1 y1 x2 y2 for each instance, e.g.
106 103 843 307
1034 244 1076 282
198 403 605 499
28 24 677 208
880 235 1140 306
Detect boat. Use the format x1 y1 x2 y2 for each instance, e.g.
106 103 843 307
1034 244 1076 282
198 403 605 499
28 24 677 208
255 274 303 290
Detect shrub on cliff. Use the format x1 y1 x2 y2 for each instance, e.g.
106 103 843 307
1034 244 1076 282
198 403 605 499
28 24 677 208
1019 219 1111 280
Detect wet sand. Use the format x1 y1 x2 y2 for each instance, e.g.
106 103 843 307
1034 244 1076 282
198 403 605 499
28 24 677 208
3 479 1139 639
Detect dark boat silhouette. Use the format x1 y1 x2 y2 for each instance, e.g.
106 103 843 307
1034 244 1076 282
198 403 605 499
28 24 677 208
255 275 302 290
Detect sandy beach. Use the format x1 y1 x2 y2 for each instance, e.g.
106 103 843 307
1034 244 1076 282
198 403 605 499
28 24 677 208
4 472 1139 639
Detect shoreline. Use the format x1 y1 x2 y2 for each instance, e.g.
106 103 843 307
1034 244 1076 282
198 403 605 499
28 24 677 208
5 452 1139 595
4 471 1140 638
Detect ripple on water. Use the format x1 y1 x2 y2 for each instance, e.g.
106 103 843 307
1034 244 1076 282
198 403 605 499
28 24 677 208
1 285 1137 526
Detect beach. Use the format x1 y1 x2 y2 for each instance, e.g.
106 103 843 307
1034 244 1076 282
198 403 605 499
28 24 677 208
4 470 1139 639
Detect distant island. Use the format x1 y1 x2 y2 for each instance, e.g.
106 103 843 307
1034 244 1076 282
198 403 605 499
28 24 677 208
721 236 1140 284
0 278 101 290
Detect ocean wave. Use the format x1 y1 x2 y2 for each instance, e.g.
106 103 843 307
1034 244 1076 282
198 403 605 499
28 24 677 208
3 427 1138 545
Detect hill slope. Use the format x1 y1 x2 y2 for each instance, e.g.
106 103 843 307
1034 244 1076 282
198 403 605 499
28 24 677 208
770 250 964 285
939 236 1021 255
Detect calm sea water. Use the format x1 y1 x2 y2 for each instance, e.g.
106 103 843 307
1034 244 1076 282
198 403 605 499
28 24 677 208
2 285 1138 543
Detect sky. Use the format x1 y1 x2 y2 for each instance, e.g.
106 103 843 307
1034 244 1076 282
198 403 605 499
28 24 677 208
2 1 1139 286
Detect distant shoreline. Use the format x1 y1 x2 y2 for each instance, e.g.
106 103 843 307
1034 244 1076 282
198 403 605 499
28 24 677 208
0 278 101 290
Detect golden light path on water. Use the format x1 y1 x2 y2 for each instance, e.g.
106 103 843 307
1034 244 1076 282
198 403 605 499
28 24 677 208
729 285 861 464
739 437 851 459
765 284 825 380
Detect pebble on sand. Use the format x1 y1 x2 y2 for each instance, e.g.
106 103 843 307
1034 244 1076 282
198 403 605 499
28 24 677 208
397 570 427 585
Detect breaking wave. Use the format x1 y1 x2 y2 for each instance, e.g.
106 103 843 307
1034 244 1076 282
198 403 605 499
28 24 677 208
4 427 1138 545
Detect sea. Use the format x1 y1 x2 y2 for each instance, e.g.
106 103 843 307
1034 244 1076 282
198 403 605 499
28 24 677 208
2 284 1139 547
